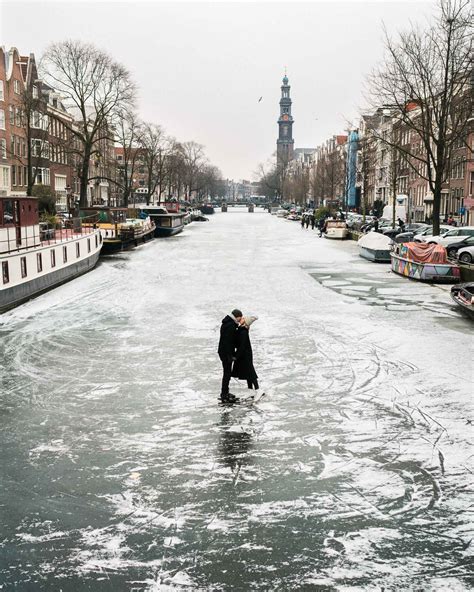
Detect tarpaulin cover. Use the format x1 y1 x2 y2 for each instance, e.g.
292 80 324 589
399 242 447 264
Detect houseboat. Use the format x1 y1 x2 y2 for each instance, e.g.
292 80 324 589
0 196 102 313
139 206 186 237
81 207 155 253
358 232 393 262
325 220 349 239
391 242 460 283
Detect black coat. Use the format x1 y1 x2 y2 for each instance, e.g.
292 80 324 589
218 315 238 360
231 326 258 381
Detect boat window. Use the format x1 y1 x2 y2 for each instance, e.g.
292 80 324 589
37 253 42 272
2 261 9 284
95 234 98 248
460 229 474 236
87 238 91 253
63 246 68 263
76 242 80 258
2 200 13 225
20 256 27 278
444 229 459 236
51 249 56 268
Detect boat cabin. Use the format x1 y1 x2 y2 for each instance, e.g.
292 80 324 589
0 197 41 253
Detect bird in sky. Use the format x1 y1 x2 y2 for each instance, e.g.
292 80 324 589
258 96 263 103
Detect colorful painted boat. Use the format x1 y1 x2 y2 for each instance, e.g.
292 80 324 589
391 242 460 283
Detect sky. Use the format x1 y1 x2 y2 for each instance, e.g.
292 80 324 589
1 0 434 181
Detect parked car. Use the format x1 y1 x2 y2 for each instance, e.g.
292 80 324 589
389 223 430 243
424 226 474 246
446 236 474 259
457 245 474 264
413 225 451 242
382 223 426 241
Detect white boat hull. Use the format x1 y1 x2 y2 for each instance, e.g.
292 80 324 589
1 230 102 313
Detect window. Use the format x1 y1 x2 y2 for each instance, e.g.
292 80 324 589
32 85 38 99
0 139 6 159
0 109 5 129
18 166 22 187
0 80 4 101
15 107 22 127
9 105 14 124
50 249 56 267
37 253 43 272
87 238 91 253
20 256 27 278
0 166 9 189
2 261 9 284
76 242 80 258
34 167 50 185
63 246 67 263
14 79 21 94
12 165 16 186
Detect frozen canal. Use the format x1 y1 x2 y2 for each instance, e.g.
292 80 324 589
1 209 473 591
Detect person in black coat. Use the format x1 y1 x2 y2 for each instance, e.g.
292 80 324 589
218 309 242 402
231 316 259 391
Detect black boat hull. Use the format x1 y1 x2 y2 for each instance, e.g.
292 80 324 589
153 225 184 237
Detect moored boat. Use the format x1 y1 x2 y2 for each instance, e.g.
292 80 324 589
199 204 215 215
325 220 349 239
358 232 393 262
139 206 186 237
81 207 155 253
391 242 460 283
450 283 474 319
1 196 102 313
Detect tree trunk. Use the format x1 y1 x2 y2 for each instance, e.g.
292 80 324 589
79 148 90 209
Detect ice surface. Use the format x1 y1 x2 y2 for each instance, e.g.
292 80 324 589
0 210 472 590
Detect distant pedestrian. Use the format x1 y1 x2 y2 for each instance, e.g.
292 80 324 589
218 309 242 403
311 215 315 230
301 216 305 229
397 217 405 232
305 215 310 229
318 217 325 237
373 217 379 232
232 316 260 393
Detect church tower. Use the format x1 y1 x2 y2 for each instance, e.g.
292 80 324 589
276 73 294 165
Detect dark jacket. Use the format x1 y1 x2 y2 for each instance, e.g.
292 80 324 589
218 315 238 360
231 326 258 381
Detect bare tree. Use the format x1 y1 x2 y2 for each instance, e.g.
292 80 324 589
40 40 136 208
179 141 207 201
367 0 472 234
139 123 167 205
109 109 143 206
255 160 280 200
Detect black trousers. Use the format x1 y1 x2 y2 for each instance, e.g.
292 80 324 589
220 356 233 396
247 379 259 390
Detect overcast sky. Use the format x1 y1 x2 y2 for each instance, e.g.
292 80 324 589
1 0 433 180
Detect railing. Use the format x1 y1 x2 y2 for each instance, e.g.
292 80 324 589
0 213 99 255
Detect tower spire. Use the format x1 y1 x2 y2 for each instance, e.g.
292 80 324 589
276 72 294 165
